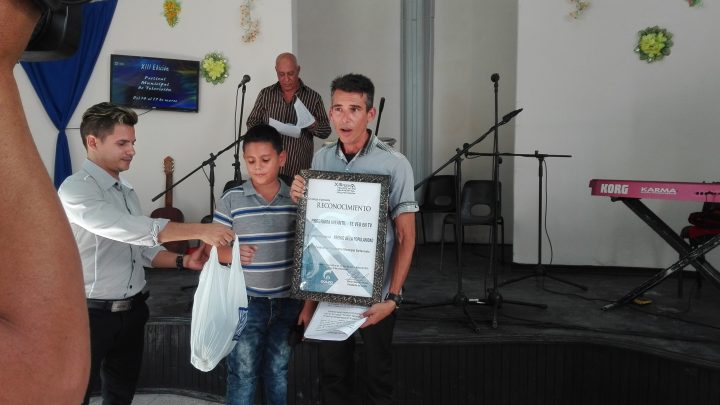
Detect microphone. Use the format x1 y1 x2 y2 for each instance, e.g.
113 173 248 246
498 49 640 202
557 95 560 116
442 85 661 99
491 73 500 83
374 97 385 137
500 108 523 124
238 74 251 87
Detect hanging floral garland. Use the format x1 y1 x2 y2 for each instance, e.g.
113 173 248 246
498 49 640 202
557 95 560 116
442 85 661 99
687 0 701 6
200 52 230 85
163 0 181 27
568 0 590 19
240 0 261 43
634 26 673 63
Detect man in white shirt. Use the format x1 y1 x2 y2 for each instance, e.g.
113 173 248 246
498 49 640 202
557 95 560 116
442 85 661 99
58 102 235 405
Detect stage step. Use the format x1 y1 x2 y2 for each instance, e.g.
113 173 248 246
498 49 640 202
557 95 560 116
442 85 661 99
137 317 720 405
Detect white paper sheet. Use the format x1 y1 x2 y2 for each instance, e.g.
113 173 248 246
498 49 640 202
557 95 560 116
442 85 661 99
294 98 316 129
269 118 302 138
303 301 368 341
267 98 316 138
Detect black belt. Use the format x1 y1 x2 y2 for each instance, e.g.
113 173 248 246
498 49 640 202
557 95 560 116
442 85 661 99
87 291 149 312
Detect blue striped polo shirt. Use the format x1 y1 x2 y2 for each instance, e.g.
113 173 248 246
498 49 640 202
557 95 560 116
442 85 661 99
213 180 297 298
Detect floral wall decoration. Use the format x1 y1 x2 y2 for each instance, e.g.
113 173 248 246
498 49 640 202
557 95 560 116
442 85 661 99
568 0 590 19
687 0 701 6
240 0 260 43
634 26 673 63
163 0 181 27
200 52 230 85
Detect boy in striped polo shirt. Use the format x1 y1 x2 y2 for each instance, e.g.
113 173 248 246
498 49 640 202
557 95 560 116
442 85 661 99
211 124 301 405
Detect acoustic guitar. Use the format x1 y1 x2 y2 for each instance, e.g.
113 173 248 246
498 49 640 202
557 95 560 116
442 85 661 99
151 156 189 254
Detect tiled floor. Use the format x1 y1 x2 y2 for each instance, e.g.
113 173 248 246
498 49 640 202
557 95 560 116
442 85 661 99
90 393 220 404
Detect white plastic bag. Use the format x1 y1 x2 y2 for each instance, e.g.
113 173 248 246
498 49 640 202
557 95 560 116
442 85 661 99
190 236 248 372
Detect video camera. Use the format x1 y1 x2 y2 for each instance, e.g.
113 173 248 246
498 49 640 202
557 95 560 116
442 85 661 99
22 0 91 62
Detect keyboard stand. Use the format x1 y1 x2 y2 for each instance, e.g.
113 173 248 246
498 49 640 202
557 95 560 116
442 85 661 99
601 197 720 310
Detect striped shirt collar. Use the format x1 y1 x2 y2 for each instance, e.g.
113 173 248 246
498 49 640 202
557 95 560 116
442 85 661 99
82 158 134 191
236 178 291 199
270 79 310 98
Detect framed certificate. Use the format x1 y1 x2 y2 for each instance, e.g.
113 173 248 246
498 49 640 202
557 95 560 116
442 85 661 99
291 170 390 306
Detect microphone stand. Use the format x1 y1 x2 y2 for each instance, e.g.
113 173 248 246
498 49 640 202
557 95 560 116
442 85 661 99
408 107 546 332
152 135 246 219
202 159 216 224
412 110 523 190
224 82 248 192
469 75 545 329
152 136 245 294
497 151 586 291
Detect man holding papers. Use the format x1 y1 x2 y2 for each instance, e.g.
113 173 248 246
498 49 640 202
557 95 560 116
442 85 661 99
291 73 418 405
247 52 331 184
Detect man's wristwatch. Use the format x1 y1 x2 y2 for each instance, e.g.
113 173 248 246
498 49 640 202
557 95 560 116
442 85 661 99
384 292 403 309
176 254 185 270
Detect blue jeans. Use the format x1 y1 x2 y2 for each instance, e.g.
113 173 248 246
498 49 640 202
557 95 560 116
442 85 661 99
226 296 301 405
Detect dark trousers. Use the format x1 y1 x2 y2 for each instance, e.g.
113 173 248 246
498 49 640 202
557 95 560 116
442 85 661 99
318 313 396 405
82 298 149 405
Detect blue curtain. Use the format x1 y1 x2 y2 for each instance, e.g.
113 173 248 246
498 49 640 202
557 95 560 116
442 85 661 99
22 0 118 188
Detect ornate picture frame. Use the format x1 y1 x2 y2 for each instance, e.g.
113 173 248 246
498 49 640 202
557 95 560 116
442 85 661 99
291 170 390 306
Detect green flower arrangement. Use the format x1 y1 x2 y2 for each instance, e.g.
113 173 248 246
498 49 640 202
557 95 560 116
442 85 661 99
200 52 230 85
687 0 701 6
634 26 673 63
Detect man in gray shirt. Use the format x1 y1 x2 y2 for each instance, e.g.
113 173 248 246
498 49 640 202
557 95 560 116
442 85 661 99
291 74 417 405
58 102 234 405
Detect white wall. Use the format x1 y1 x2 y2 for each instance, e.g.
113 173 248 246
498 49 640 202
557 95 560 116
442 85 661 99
296 1 518 245
515 0 720 267
431 0 518 243
15 0 293 221
18 1 715 269
294 0 401 149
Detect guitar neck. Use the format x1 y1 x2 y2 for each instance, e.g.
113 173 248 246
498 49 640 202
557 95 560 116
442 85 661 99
165 172 174 208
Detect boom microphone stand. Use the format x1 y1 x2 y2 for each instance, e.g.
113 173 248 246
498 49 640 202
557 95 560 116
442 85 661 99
409 79 545 331
152 135 247 219
201 157 216 224
153 136 247 292
155 76 252 227
466 74 546 329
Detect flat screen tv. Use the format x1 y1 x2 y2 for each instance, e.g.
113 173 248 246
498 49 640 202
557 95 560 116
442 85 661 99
110 54 199 112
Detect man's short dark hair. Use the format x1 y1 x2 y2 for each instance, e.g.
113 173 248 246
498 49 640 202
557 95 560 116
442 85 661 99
243 124 283 153
80 102 138 149
330 73 374 110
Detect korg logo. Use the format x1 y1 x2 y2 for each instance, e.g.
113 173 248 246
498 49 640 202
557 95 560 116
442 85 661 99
600 184 628 195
